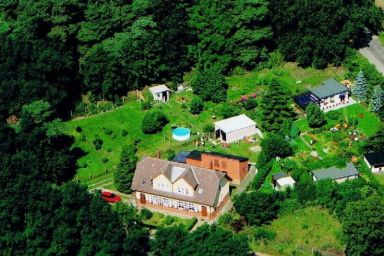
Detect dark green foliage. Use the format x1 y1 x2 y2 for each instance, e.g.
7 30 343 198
140 208 153 221
114 144 138 193
294 173 316 205
141 111 169 134
369 85 383 113
254 228 277 241
326 110 342 121
189 0 271 71
219 103 242 119
306 103 326 128
190 96 204 114
364 129 384 152
92 138 103 150
242 98 257 110
141 100 153 110
121 129 128 137
151 226 188 256
75 126 82 133
342 196 384 256
165 149 176 161
352 71 369 101
203 123 215 133
260 134 294 162
261 79 295 132
234 191 281 226
191 66 228 103
269 0 383 67
102 157 108 164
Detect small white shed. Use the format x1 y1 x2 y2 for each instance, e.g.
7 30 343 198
214 114 262 143
149 85 171 102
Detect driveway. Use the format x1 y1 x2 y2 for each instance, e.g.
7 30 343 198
359 36 384 75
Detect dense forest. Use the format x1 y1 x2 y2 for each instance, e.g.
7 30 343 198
0 0 383 255
0 0 381 118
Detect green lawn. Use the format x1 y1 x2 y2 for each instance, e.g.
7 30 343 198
249 207 345 256
374 174 384 185
142 212 197 231
226 63 346 101
342 104 381 136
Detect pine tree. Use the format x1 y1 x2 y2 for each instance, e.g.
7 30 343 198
369 85 383 112
306 102 326 128
114 144 138 193
352 71 368 101
261 79 296 132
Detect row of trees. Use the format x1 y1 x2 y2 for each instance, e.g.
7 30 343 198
0 0 381 118
352 71 383 112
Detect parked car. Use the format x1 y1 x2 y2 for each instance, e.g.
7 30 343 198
101 190 121 203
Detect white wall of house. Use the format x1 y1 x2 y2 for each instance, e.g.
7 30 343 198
153 174 173 193
319 93 349 110
172 178 194 197
136 192 214 214
218 179 229 203
364 157 384 173
152 91 170 102
219 125 258 143
334 175 358 184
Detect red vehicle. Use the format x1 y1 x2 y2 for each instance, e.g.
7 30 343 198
101 190 122 203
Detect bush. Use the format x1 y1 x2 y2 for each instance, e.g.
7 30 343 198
79 133 86 142
102 127 113 136
106 147 112 152
185 217 198 231
242 98 257 110
165 149 176 161
141 100 152 110
140 208 153 220
92 138 103 150
141 111 169 134
203 123 215 133
190 96 204 114
217 213 233 226
75 126 82 133
278 199 302 215
219 104 241 118
102 158 109 163
306 103 326 128
121 129 128 137
254 228 276 241
163 215 175 226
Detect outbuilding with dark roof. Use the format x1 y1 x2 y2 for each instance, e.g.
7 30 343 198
364 151 384 173
311 163 359 183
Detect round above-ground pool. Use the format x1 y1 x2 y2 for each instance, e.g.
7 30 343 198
172 127 191 141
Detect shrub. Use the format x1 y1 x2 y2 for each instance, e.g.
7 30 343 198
186 217 198 231
92 138 103 150
254 228 276 241
165 149 176 161
106 147 112 152
102 158 109 164
121 129 128 137
203 123 215 133
141 111 169 134
141 100 152 110
79 133 86 142
242 98 257 110
163 215 175 226
217 213 233 226
102 127 113 136
75 126 82 133
140 208 153 220
219 104 241 118
306 103 326 128
190 96 204 114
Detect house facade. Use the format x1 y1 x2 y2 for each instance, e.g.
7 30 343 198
309 79 351 111
149 84 170 102
311 163 359 183
214 114 262 143
364 152 384 173
185 151 249 185
131 157 230 220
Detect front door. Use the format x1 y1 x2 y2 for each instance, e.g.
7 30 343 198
201 206 207 217
140 193 146 204
215 129 220 139
220 130 226 142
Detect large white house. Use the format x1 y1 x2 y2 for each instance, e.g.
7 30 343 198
214 114 263 143
149 84 171 102
131 157 230 220
364 152 384 173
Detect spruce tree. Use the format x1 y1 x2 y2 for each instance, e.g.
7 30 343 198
261 79 296 132
352 71 368 101
114 144 138 193
369 85 383 112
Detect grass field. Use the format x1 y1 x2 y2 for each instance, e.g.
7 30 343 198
249 207 345 256
226 63 346 101
142 212 197 231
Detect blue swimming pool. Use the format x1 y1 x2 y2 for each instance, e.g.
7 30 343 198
172 127 191 141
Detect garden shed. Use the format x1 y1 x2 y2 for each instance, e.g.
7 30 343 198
149 84 170 102
214 114 262 143
311 163 358 183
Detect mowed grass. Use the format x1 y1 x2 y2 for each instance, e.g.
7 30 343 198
374 174 384 185
294 103 381 136
250 207 345 256
66 93 214 183
226 63 346 101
